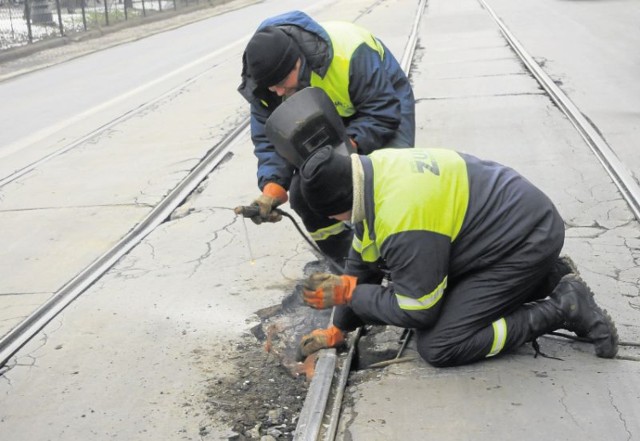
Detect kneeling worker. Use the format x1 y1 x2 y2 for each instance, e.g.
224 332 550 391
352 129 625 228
293 135 618 367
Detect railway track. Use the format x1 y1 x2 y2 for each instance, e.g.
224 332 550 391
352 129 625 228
295 1 640 439
0 0 426 380
479 0 640 222
1 0 638 439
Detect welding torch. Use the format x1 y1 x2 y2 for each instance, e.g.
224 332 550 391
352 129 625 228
233 204 262 219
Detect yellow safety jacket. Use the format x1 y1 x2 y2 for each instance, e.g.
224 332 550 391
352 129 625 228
347 148 561 331
310 21 385 118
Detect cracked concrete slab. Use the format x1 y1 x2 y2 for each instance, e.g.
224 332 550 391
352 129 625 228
0 0 638 439
336 0 640 439
0 205 148 294
0 36 248 345
0 128 317 440
341 341 640 441
0 0 421 439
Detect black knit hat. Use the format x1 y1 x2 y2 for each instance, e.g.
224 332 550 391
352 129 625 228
300 146 353 217
246 26 301 88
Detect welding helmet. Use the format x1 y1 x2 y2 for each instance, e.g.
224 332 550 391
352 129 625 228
265 87 351 168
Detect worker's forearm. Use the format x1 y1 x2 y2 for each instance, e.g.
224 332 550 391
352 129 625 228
349 285 438 329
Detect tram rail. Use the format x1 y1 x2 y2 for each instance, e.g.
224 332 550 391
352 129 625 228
0 0 636 437
0 0 427 384
293 1 425 439
293 1 640 439
0 119 249 368
479 0 640 222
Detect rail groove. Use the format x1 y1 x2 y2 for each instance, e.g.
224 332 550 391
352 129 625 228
293 1 427 439
0 120 249 368
479 0 640 221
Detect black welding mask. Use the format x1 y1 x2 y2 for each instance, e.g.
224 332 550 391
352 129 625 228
265 87 351 168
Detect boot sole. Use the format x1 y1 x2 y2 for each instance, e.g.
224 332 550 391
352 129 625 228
564 274 619 358
595 307 619 358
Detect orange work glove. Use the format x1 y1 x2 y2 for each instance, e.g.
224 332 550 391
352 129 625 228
302 273 357 309
251 182 288 225
298 325 346 358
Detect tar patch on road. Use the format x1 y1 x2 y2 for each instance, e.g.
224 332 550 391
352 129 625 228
202 261 333 440
202 335 307 440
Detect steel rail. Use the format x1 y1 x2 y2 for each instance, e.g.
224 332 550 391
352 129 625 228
0 57 235 189
323 327 362 440
479 0 640 222
298 2 639 439
0 0 342 189
0 0 349 367
293 0 427 439
294 350 338 441
0 119 249 368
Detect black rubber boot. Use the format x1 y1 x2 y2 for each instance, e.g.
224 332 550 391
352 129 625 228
550 274 619 358
548 255 579 287
534 255 580 302
522 300 564 337
489 300 563 359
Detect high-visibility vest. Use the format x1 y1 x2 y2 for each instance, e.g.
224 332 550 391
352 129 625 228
310 21 385 118
353 148 470 263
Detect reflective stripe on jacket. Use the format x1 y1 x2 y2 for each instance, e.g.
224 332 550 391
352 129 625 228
346 148 562 329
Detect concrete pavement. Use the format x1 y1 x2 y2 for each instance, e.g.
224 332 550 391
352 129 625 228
0 0 426 439
0 0 638 439
336 0 640 439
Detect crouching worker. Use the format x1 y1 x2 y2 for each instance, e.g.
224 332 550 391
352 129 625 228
236 10 415 267
296 145 619 367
